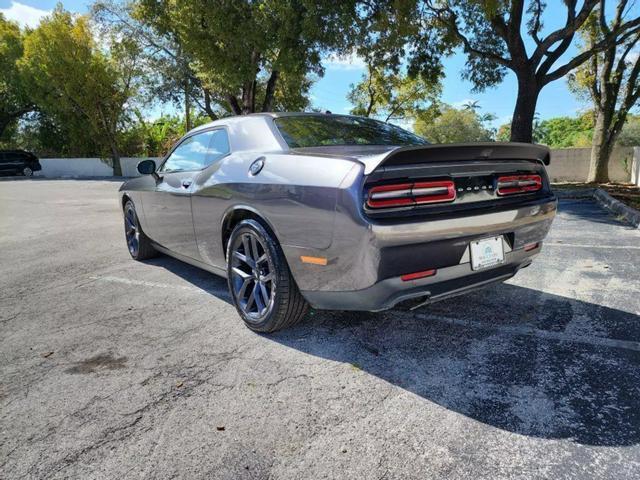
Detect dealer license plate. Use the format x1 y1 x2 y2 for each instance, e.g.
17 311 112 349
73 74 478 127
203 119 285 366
470 236 505 271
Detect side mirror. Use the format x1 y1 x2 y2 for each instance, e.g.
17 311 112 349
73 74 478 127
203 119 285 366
137 159 161 181
137 159 157 175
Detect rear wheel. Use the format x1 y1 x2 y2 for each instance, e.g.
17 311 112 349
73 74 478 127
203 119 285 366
227 219 309 333
124 200 157 260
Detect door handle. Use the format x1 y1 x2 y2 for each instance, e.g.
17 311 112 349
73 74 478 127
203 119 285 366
181 179 192 189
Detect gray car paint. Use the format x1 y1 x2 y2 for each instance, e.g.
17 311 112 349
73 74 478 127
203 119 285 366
120 112 557 311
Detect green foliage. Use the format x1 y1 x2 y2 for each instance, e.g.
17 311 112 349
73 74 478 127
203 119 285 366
414 105 495 143
616 115 640 147
496 123 511 142
121 113 211 157
496 112 640 148
535 114 594 148
133 0 358 114
19 6 144 166
0 14 32 137
347 64 441 122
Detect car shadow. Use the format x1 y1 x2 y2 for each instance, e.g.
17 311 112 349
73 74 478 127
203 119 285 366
144 254 640 447
144 255 232 301
268 283 640 447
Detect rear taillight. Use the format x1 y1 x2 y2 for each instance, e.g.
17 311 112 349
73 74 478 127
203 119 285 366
496 174 542 196
367 180 456 209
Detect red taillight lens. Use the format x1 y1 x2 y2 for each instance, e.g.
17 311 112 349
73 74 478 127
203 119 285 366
367 180 456 209
496 174 542 196
401 269 437 281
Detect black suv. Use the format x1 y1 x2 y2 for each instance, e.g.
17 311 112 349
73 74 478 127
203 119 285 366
0 150 42 177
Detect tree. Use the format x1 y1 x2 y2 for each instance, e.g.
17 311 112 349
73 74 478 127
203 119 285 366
570 2 640 182
20 7 142 174
93 1 224 129
536 113 595 147
347 63 441 121
398 0 640 143
0 14 33 138
616 114 640 146
133 0 358 116
414 104 495 143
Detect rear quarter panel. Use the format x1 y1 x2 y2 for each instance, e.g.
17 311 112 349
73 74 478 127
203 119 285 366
191 152 360 269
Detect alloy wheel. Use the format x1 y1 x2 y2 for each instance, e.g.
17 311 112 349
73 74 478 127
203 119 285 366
23 167 33 177
230 232 275 321
124 205 140 257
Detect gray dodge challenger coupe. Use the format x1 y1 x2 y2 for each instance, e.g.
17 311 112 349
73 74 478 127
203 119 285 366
120 113 557 332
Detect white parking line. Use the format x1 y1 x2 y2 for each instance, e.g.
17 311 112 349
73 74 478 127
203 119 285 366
419 313 640 352
91 276 640 352
89 275 227 296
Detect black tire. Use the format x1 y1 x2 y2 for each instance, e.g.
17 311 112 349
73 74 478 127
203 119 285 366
22 166 33 177
226 219 309 333
123 200 158 260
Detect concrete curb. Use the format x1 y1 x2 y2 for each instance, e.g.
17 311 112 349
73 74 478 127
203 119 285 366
553 188 596 199
593 188 640 228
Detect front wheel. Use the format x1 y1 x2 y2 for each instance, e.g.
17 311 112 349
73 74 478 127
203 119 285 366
22 166 33 177
226 219 309 333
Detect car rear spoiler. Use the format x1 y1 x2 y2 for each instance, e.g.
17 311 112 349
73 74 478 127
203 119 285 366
380 142 551 168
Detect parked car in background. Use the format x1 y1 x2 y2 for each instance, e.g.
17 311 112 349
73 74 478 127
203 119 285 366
119 113 557 333
0 150 41 177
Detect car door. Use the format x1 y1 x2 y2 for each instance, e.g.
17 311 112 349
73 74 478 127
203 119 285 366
0 152 18 173
141 129 225 260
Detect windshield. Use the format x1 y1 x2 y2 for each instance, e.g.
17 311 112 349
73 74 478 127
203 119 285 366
274 115 428 148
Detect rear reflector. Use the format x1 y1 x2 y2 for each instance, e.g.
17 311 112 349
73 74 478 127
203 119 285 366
524 242 539 252
368 180 455 209
496 174 542 196
401 269 437 281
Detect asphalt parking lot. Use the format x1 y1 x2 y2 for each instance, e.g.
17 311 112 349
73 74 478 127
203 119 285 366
1 179 640 479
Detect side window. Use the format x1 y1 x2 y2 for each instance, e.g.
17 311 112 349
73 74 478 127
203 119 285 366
208 129 230 164
160 129 230 173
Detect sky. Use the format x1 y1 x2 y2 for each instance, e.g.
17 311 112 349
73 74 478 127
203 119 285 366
1 0 594 129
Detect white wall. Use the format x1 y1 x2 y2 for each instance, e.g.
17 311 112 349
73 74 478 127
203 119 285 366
546 147 634 183
35 157 162 178
37 158 114 178
120 157 162 177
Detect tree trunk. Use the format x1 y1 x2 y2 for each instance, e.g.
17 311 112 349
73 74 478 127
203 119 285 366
184 81 192 132
510 75 540 143
261 70 279 112
587 109 612 183
227 95 242 115
241 82 254 114
202 88 218 120
110 143 122 177
0 116 11 139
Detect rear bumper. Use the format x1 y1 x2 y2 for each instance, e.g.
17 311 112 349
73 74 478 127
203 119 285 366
288 195 557 311
302 245 537 311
